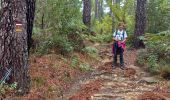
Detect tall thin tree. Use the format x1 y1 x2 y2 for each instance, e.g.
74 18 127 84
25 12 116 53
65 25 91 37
95 0 99 19
110 0 118 32
83 0 91 31
98 0 103 20
26 0 36 52
134 0 147 48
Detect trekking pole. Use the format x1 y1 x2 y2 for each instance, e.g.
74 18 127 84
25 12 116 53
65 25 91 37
0 67 12 85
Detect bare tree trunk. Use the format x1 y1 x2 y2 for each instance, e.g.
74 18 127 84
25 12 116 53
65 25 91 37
111 0 116 32
98 0 103 20
83 0 91 32
95 0 99 19
98 0 101 20
26 0 36 52
134 0 147 48
0 0 31 95
95 0 103 21
41 13 44 29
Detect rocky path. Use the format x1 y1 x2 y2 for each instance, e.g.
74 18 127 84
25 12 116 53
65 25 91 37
64 43 170 100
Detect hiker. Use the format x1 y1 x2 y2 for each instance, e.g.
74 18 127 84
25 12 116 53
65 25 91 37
112 22 127 70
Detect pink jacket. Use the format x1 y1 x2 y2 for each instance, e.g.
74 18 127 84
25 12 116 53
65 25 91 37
118 41 126 50
112 41 126 54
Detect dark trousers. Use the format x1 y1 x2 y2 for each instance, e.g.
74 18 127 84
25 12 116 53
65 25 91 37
113 42 124 65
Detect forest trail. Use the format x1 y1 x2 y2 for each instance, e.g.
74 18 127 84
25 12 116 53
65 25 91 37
64 43 170 100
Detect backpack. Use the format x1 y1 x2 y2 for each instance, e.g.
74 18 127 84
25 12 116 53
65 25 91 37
115 30 125 40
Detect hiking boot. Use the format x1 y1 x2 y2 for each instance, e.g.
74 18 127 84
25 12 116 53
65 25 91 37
112 63 116 69
120 64 125 70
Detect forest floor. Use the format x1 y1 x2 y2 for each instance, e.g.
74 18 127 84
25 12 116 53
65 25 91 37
7 42 170 100
65 43 170 100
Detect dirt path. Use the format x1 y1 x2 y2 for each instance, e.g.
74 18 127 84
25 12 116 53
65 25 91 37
63 43 170 100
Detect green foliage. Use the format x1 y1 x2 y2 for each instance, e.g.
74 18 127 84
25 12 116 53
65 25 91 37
85 33 113 43
79 63 92 72
51 34 73 55
32 27 42 35
71 55 79 68
32 77 46 87
136 49 148 66
0 82 17 95
32 0 85 55
82 46 98 55
125 15 135 35
35 0 84 34
82 46 98 58
126 34 134 47
36 40 52 55
96 33 112 43
70 55 93 72
31 34 51 55
147 0 170 33
147 54 159 73
106 0 135 23
47 85 59 93
33 32 85 55
68 32 85 52
136 31 170 75
90 14 113 43
92 15 112 34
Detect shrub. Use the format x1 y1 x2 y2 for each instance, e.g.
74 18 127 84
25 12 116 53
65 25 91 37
82 46 98 57
71 55 79 68
82 46 97 53
32 33 52 55
79 63 92 72
87 33 113 43
51 34 73 55
126 34 134 47
35 40 52 55
92 15 112 35
0 82 17 95
136 49 148 66
68 32 85 52
32 77 46 87
89 15 113 43
136 31 170 75
34 34 74 55
32 0 85 55
32 31 85 55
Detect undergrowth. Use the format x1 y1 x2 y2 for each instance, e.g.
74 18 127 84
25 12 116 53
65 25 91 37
136 31 170 77
0 82 17 97
31 31 84 56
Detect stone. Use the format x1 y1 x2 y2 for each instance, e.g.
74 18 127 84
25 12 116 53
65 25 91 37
138 77 158 84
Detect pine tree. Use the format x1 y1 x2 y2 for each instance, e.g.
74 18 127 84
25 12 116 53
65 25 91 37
134 0 147 48
26 0 36 52
83 0 91 31
0 0 35 94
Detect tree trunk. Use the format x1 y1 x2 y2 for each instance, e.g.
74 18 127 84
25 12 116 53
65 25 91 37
98 0 103 20
41 13 44 29
134 0 146 48
0 0 31 95
95 0 103 21
95 0 99 19
26 0 36 52
111 0 116 32
83 0 91 31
